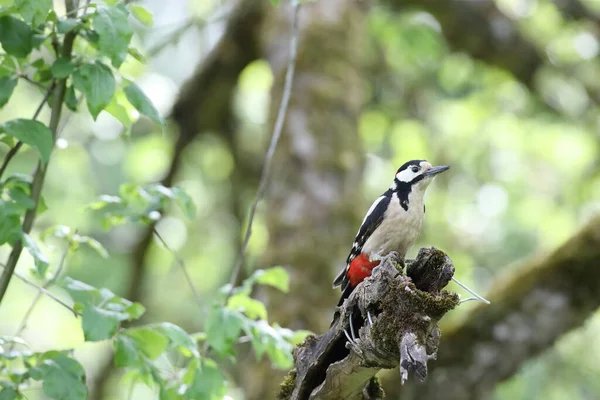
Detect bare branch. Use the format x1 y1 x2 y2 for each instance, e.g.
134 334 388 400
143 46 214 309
9 243 72 350
18 74 50 91
0 263 77 316
227 0 301 294
152 228 203 308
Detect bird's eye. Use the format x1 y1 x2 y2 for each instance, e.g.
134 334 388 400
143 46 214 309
411 166 419 173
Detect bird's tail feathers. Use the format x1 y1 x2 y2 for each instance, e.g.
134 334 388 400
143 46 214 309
332 267 347 288
336 282 353 307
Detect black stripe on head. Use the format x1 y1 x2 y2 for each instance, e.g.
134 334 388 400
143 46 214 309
393 160 426 210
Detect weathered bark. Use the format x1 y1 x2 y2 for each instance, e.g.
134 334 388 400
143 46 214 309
280 248 459 400
381 216 600 399
89 1 268 398
239 1 369 399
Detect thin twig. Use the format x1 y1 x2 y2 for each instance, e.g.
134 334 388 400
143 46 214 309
56 95 84 138
226 0 301 297
153 228 203 307
0 0 79 304
18 74 50 91
7 242 71 350
0 83 55 180
0 263 77 316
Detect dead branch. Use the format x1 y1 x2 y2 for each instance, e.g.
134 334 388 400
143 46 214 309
279 248 459 400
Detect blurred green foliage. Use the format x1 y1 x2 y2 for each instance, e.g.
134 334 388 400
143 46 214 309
0 0 598 399
0 0 307 399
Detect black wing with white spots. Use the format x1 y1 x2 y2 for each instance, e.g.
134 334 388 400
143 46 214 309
332 192 392 291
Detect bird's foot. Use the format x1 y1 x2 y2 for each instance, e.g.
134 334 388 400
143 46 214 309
343 312 364 353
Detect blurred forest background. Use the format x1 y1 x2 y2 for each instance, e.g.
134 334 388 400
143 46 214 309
1 0 600 399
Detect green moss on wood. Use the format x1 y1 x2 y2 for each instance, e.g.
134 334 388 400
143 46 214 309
277 369 297 400
371 278 459 357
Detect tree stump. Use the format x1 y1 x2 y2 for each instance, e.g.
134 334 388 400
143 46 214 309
279 247 459 400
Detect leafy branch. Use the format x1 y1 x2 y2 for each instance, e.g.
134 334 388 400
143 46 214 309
0 1 78 304
0 0 309 398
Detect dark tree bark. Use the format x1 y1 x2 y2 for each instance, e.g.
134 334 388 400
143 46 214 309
238 1 369 399
381 216 600 399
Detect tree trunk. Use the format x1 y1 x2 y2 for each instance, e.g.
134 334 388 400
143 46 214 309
238 1 369 399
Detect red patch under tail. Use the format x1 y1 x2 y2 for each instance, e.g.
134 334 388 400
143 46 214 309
347 253 381 288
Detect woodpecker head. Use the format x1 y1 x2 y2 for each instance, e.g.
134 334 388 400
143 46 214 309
391 160 449 193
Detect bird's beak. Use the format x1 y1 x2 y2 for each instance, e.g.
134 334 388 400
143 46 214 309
424 165 450 177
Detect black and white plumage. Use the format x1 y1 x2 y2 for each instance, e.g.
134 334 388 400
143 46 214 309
333 160 449 305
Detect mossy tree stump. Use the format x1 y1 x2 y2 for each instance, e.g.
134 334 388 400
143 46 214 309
279 247 459 400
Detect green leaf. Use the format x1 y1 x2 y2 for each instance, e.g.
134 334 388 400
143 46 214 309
92 4 133 68
3 174 35 210
0 201 22 245
65 84 78 111
228 293 267 320
72 62 115 120
0 135 16 148
205 307 244 355
124 327 169 360
15 0 52 26
0 76 17 108
253 267 290 293
0 119 53 164
105 93 132 130
56 18 81 34
114 335 142 368
78 235 109 258
124 82 165 126
0 16 33 58
153 322 200 358
6 186 34 210
127 47 146 63
124 302 146 320
171 187 196 219
41 224 72 241
31 351 87 400
246 320 294 369
0 388 19 400
184 359 226 400
63 278 146 341
22 233 49 277
37 195 48 215
51 57 75 79
130 5 153 27
81 306 122 341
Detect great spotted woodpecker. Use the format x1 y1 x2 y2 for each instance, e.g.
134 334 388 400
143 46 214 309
333 160 449 305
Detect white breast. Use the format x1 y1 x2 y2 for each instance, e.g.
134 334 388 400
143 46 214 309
361 191 425 260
